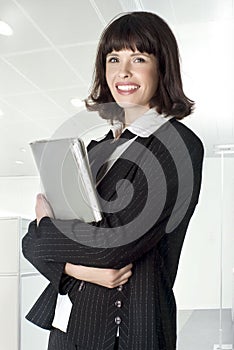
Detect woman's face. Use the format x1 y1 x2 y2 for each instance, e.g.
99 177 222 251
105 49 158 109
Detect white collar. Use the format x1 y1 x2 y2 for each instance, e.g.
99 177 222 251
110 108 173 139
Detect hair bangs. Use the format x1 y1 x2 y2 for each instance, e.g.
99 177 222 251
101 17 157 57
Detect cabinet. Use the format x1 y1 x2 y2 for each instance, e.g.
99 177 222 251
0 217 49 350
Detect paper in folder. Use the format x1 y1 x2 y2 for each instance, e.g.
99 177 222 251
30 137 102 222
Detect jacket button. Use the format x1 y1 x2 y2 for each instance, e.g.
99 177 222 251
117 285 123 291
115 316 122 325
115 300 122 308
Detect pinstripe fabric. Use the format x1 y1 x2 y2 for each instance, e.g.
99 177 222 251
48 328 75 350
47 328 119 350
22 118 204 350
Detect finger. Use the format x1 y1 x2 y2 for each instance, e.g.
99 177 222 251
121 270 132 280
35 193 54 218
115 270 132 285
116 266 133 280
119 263 133 274
118 278 129 286
36 193 45 201
110 267 132 284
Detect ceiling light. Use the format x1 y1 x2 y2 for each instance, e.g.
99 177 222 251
20 147 27 153
15 160 24 165
70 98 84 108
0 21 13 36
0 109 4 116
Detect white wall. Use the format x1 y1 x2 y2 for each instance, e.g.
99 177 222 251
0 176 40 219
174 157 234 309
0 157 233 310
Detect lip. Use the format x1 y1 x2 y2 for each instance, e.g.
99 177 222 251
115 82 140 95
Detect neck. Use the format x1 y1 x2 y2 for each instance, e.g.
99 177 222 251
123 105 150 128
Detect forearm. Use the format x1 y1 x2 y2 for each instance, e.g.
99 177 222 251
64 262 133 289
64 263 111 281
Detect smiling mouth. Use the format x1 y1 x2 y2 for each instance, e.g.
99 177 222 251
116 84 140 92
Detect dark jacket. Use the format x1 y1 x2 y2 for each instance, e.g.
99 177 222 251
22 118 204 350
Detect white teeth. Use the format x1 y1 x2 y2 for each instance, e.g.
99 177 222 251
117 85 139 91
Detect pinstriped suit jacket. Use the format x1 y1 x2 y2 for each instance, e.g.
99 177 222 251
22 117 204 350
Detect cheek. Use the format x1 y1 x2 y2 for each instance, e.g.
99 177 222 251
148 69 159 93
105 69 114 87
105 72 117 98
105 72 112 91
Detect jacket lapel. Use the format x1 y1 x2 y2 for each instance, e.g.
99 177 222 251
96 135 155 203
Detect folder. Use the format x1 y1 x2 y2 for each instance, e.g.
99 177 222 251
30 137 102 222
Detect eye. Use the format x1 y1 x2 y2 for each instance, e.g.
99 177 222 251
107 56 119 63
134 57 146 63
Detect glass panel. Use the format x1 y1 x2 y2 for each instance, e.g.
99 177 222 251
176 147 234 349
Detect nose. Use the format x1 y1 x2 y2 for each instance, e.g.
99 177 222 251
118 62 132 79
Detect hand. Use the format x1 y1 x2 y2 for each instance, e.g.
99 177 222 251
65 263 133 289
35 193 54 226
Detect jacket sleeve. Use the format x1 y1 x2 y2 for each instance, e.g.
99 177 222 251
22 220 77 293
22 141 204 272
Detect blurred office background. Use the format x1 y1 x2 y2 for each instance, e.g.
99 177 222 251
0 0 233 349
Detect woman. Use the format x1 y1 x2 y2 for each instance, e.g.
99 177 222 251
22 11 204 350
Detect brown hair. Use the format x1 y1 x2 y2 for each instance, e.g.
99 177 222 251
85 11 194 122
